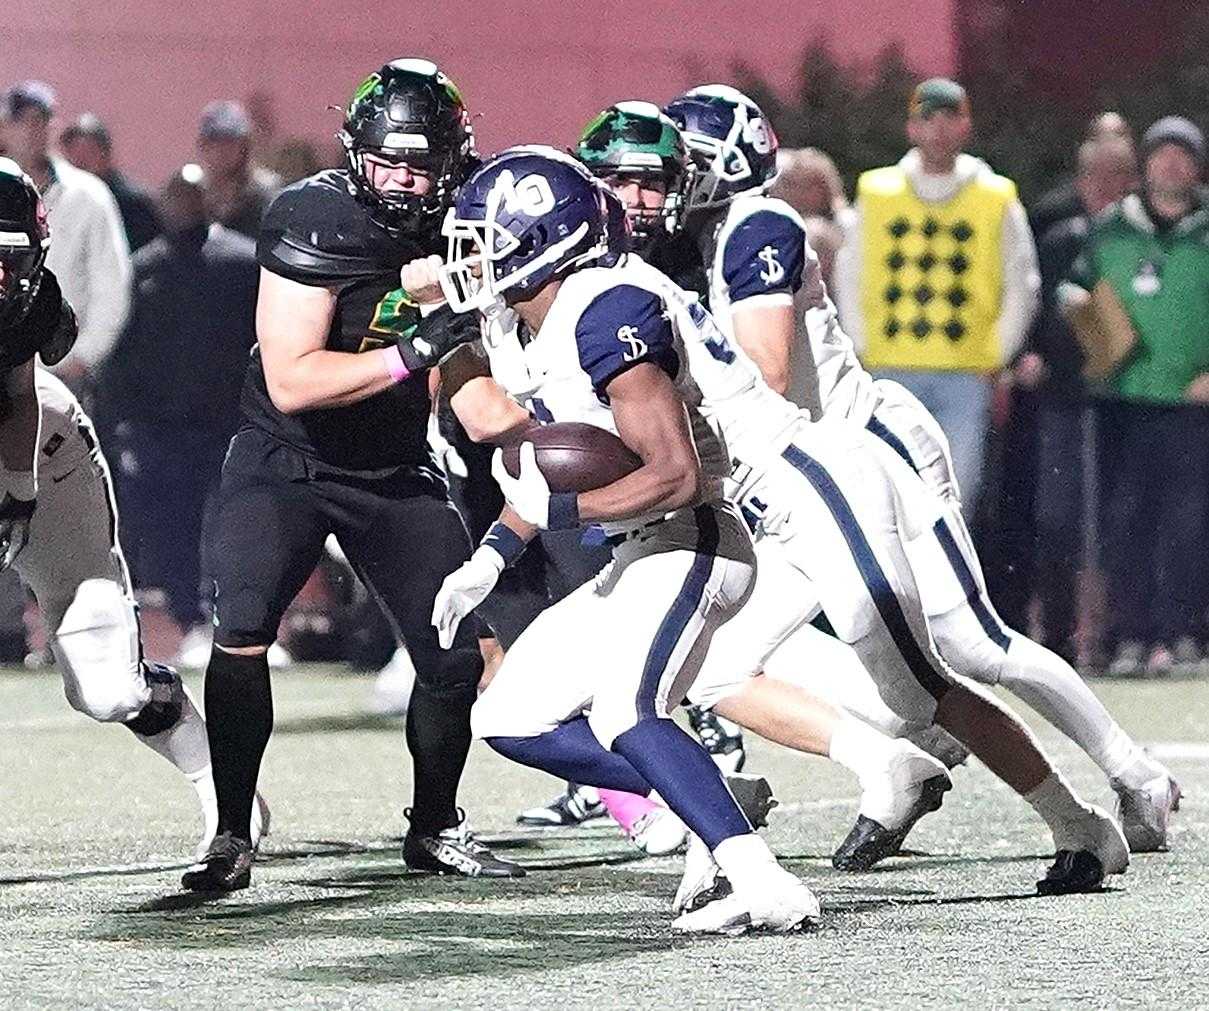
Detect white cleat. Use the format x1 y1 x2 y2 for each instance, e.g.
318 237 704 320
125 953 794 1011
629 807 689 856
368 647 417 717
1069 803 1130 877
672 864 821 936
673 834 719 914
1112 772 1181 853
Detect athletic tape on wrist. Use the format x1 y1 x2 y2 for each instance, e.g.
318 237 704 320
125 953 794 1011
380 345 411 383
482 521 526 567
547 492 580 531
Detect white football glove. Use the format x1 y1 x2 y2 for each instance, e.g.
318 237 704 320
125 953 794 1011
431 545 505 649
491 442 578 530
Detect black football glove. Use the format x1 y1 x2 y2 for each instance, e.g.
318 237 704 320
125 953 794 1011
396 304 482 372
0 494 35 571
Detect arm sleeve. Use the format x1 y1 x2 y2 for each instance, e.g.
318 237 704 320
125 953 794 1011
996 199 1041 364
68 188 132 369
722 209 807 304
574 284 679 398
832 202 866 354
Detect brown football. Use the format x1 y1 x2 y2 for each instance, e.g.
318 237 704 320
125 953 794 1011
500 422 642 493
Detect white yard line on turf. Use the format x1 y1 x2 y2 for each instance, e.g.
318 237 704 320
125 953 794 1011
1149 742 1209 761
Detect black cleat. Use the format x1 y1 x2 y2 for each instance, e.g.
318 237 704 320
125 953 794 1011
726 772 778 829
404 809 526 878
687 706 747 772
515 783 606 827
1037 849 1105 895
832 774 951 871
181 832 254 893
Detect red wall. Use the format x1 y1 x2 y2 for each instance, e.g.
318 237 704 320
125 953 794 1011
3 0 955 186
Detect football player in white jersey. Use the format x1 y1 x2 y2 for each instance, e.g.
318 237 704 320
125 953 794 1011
666 86 1179 854
574 127 1130 894
0 159 266 862
425 146 822 935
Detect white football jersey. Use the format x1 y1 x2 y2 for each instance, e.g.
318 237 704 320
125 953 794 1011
480 259 731 532
708 194 877 425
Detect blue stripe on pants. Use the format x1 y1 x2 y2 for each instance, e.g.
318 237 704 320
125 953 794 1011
782 443 951 701
868 414 1011 654
635 507 720 720
931 517 1012 651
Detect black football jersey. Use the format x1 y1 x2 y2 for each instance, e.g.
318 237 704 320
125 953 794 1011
0 269 77 371
243 169 439 473
647 231 710 306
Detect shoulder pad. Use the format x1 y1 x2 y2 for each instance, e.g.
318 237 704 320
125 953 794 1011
256 170 408 286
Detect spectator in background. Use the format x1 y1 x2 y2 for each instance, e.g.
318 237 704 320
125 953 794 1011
773 147 852 288
834 77 1039 518
195 100 281 239
1030 112 1134 240
0 81 130 386
994 135 1138 661
99 165 257 649
60 112 162 252
1062 117 1209 676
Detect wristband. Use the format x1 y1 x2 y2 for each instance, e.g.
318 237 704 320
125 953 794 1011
481 521 527 567
547 492 581 531
380 345 411 383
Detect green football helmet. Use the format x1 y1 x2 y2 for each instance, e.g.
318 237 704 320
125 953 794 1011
576 101 693 250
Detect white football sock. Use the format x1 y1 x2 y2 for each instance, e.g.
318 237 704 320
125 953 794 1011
1024 770 1092 851
712 832 778 892
131 683 211 778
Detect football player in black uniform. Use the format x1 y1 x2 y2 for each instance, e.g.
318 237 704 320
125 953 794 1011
184 60 522 892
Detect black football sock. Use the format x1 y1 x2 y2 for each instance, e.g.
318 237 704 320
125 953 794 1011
204 648 273 842
405 681 474 833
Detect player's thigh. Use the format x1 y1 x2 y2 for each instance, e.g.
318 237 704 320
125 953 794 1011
339 489 482 689
688 540 819 709
18 452 129 631
210 440 330 649
471 576 605 739
589 520 755 745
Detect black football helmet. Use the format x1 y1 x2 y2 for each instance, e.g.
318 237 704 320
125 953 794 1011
339 58 475 237
0 157 49 331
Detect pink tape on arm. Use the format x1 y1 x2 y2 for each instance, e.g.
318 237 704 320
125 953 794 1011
380 345 411 383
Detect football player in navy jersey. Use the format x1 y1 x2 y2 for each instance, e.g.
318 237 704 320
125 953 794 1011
183 60 523 892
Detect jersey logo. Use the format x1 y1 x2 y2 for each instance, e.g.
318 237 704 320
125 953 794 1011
369 287 420 338
617 324 648 362
758 245 784 286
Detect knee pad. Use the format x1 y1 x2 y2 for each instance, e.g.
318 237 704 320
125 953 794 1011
124 662 184 737
54 578 145 722
411 645 483 702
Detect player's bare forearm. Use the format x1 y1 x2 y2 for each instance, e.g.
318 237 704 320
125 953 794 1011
734 302 795 395
577 363 701 522
0 360 40 480
256 266 401 414
446 349 534 444
497 504 538 542
265 346 400 414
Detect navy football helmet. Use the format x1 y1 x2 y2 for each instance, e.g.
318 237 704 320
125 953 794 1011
664 85 779 211
0 157 49 331
440 146 612 312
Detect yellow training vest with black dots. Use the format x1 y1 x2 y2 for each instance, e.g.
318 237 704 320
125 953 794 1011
858 165 1015 372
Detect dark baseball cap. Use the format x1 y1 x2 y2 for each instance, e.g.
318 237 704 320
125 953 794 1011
2 80 57 120
198 100 251 140
909 78 969 119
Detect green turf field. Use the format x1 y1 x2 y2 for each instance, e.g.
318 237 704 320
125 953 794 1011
1 667 1204 1009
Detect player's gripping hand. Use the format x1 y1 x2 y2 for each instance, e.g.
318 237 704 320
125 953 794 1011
400 254 446 306
432 546 505 649
395 304 483 373
0 494 35 571
490 442 580 531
